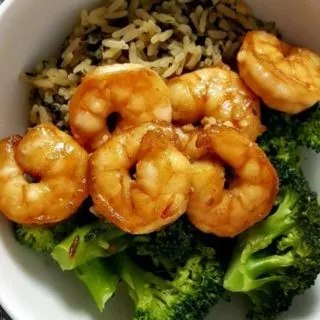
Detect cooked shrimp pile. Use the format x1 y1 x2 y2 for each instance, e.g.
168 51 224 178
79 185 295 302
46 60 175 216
1 31 319 237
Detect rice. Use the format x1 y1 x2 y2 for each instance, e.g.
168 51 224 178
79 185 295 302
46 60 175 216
25 0 278 130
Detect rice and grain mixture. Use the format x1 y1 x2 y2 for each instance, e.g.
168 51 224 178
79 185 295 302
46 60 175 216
25 0 277 130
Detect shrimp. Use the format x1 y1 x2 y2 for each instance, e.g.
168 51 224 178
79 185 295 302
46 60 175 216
0 123 88 225
168 66 264 141
174 124 207 160
88 122 191 234
187 125 279 237
238 31 320 114
69 63 172 151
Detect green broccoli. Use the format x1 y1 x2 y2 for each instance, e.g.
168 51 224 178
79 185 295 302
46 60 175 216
223 171 320 320
223 104 320 320
134 216 203 271
258 108 301 184
295 103 320 152
14 220 119 312
14 218 77 253
74 258 119 312
259 103 320 156
51 221 132 270
112 247 225 320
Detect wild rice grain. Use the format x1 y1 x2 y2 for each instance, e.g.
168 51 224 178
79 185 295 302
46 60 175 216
80 9 89 27
112 24 136 39
237 14 255 30
151 30 174 44
208 30 228 40
88 8 108 26
106 0 126 14
152 12 177 25
103 47 123 59
61 38 81 67
218 19 231 31
122 28 143 42
217 4 237 19
128 0 139 21
235 2 252 16
190 12 199 31
105 11 128 19
135 8 156 22
102 39 129 49
199 9 209 34
147 43 160 56
177 24 193 36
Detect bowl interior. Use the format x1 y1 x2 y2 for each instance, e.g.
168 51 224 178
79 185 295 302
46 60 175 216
0 0 319 319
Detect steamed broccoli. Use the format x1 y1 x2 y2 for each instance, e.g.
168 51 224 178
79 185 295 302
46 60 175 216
113 247 225 320
259 103 320 156
134 216 203 271
223 103 320 320
224 168 320 319
295 103 320 152
14 220 119 312
51 221 132 270
14 219 77 253
258 108 300 184
74 258 119 312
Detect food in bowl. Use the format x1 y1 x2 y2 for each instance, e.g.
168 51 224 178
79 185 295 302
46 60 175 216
0 0 319 319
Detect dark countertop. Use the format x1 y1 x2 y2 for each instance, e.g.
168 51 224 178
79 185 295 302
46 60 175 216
0 308 10 320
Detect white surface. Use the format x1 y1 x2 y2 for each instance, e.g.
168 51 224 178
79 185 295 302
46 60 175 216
0 0 319 319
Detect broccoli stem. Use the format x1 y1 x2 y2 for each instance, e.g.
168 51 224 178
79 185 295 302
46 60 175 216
224 192 298 293
13 221 122 312
246 252 294 279
51 222 130 270
240 194 297 261
75 258 119 312
112 252 169 304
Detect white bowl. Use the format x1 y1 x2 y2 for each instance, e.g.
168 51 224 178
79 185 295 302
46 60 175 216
0 0 319 319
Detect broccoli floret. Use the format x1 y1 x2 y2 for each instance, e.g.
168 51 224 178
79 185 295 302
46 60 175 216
258 108 301 184
236 104 320 319
223 172 320 320
51 221 132 270
14 219 120 312
113 247 225 320
134 217 203 271
14 198 97 253
14 218 77 253
259 103 320 158
295 103 320 152
246 285 294 320
14 224 59 252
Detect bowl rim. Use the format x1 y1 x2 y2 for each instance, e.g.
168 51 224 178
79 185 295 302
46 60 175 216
0 1 319 320
0 2 22 318
0 0 12 17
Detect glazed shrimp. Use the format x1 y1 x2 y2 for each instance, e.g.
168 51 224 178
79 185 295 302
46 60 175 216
174 125 207 160
187 125 279 237
0 123 88 225
168 66 264 141
88 122 191 234
238 31 320 114
69 64 172 151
